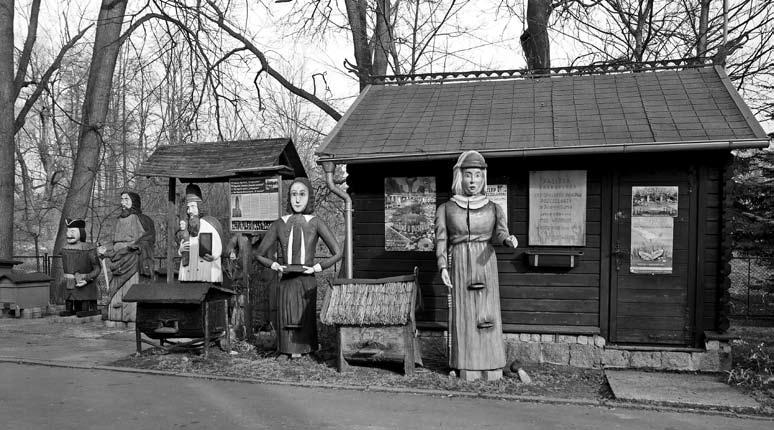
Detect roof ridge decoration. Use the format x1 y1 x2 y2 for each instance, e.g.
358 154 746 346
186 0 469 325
370 57 717 85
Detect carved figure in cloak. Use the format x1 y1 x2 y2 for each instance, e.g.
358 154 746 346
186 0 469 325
98 192 156 322
435 151 518 381
176 219 190 267
60 218 101 317
178 184 224 283
255 177 343 357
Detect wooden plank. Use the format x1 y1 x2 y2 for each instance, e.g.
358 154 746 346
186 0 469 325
599 170 612 339
500 286 600 300
617 290 687 303
616 316 687 330
501 324 600 335
614 330 687 345
618 302 687 317
499 273 599 286
500 299 599 313
617 274 689 290
502 311 599 326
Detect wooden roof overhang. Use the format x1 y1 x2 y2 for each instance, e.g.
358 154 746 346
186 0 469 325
317 61 769 166
138 138 306 181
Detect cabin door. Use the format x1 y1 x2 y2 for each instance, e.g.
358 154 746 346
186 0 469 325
609 168 695 345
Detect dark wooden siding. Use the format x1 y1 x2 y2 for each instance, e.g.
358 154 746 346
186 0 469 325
347 156 602 333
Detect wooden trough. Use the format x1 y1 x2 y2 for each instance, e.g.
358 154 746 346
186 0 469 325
321 267 421 375
123 282 234 356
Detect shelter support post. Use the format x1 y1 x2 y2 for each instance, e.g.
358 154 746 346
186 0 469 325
167 177 176 283
239 234 253 340
321 161 353 278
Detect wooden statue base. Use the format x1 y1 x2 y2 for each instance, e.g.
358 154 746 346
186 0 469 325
459 369 503 382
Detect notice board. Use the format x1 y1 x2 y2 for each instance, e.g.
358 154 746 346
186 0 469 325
229 176 282 232
528 170 587 246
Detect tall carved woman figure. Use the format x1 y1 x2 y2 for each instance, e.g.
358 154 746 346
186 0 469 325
435 151 518 380
256 177 343 356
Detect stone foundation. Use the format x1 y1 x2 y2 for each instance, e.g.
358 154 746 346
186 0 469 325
418 330 733 372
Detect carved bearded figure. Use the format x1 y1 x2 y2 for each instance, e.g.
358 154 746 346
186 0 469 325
435 151 518 379
178 184 224 283
98 192 156 322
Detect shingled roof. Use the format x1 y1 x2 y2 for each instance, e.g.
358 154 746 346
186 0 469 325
138 138 306 180
317 64 768 164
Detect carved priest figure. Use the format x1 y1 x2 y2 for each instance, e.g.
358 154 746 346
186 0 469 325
98 191 156 322
178 184 224 283
61 218 101 317
256 177 343 357
435 150 518 381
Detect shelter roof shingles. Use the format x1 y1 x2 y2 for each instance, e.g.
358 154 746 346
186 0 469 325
138 138 306 180
318 66 768 163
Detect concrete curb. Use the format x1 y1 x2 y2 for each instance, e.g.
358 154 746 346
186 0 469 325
0 355 771 420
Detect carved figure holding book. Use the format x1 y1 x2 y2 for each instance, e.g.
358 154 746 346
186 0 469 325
178 184 224 283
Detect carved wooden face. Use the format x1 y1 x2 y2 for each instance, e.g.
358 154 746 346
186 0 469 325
65 227 81 244
461 168 484 196
120 193 133 209
289 182 309 214
186 201 199 217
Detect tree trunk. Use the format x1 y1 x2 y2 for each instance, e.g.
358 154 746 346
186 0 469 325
520 0 552 74
371 0 392 77
53 0 128 292
344 0 372 90
697 0 711 58
0 0 14 259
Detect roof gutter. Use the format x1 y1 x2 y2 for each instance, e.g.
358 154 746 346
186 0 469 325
316 138 770 165
321 161 353 278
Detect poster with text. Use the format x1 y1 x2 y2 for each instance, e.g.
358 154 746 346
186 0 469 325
632 186 678 217
487 184 508 225
384 177 436 251
630 216 673 274
229 177 280 232
528 170 587 246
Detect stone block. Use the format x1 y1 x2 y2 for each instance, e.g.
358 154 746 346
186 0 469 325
530 334 541 342
502 333 519 343
540 334 555 343
577 335 590 345
719 350 732 371
705 340 720 351
570 344 601 368
630 351 662 368
520 333 531 342
602 349 629 368
692 351 720 372
541 342 570 365
593 335 606 348
661 351 691 370
507 341 541 364
556 335 576 344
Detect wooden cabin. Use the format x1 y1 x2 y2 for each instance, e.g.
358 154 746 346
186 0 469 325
317 60 769 370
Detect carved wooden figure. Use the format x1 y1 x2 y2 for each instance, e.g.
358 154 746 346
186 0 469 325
60 218 101 317
255 177 343 357
178 184 224 283
435 151 518 381
97 191 156 322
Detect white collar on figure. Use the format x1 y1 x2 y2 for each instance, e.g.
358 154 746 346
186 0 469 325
281 214 315 223
451 194 489 210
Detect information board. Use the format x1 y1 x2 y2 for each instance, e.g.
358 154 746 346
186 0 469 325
528 170 587 246
229 176 281 232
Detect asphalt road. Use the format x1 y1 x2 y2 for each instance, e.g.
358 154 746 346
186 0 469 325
0 363 768 430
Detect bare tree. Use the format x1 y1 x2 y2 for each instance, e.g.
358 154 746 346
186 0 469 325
0 0 13 259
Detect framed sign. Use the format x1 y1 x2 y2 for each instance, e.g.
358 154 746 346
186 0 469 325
384 176 436 251
630 216 673 274
229 176 282 232
487 184 508 225
528 170 587 246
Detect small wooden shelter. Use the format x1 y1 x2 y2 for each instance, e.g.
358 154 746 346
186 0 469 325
321 267 421 375
136 138 307 342
316 59 769 361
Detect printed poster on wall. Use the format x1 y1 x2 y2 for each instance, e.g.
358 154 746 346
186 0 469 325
384 177 436 251
528 170 587 246
630 216 674 274
229 177 280 232
632 186 678 217
487 184 508 225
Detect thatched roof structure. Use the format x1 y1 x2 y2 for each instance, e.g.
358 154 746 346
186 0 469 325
321 272 419 326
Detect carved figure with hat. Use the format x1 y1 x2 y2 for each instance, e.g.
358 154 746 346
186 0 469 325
178 183 225 283
435 150 518 381
60 218 101 317
97 191 156 322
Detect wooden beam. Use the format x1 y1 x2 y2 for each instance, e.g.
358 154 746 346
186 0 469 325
167 177 176 283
